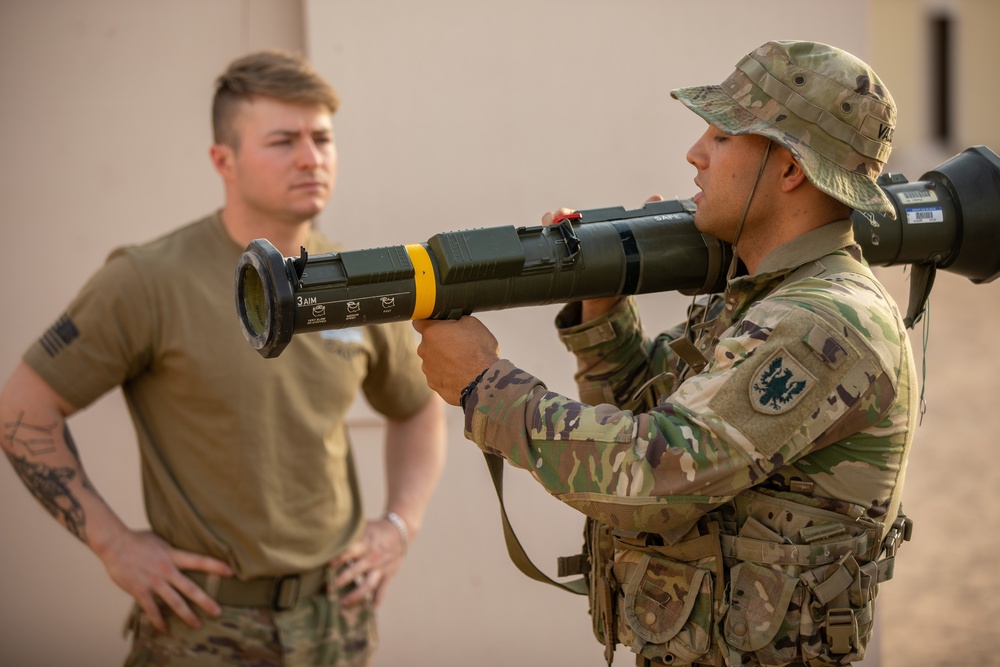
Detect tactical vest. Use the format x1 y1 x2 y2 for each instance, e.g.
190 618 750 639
488 251 913 667
564 490 912 667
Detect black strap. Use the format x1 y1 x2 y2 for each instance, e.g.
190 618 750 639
612 222 641 295
484 452 588 595
186 567 327 610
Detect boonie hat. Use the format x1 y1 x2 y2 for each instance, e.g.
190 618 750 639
671 40 897 217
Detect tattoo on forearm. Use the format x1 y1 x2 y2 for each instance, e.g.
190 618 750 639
6 452 88 543
3 412 91 543
63 424 79 456
4 411 58 455
62 425 96 494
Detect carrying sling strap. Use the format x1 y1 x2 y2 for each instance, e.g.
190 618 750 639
484 451 589 595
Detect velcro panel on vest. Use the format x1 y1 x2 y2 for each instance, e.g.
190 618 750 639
707 307 876 459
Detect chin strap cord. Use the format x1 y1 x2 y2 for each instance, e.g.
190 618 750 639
726 139 772 282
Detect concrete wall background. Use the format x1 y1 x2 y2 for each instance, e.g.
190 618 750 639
1 1 997 665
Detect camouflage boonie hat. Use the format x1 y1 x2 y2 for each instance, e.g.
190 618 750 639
671 41 897 217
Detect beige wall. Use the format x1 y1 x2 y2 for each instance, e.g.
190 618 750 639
0 1 307 663
870 0 1000 172
956 0 1000 148
2 1 998 665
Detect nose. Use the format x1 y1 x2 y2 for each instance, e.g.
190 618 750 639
296 137 322 169
686 128 710 169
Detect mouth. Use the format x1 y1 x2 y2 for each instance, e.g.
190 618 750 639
692 179 704 204
292 181 326 192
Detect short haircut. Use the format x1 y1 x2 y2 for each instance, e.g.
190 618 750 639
212 49 340 148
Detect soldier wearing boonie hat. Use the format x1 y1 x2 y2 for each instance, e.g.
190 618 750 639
413 39 917 667
671 40 897 218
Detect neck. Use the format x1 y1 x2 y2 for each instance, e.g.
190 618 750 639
737 206 845 275
735 215 791 274
219 203 312 257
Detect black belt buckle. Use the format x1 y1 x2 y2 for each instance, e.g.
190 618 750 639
272 573 302 611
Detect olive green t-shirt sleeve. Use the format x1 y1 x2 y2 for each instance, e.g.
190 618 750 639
360 321 433 420
23 249 152 410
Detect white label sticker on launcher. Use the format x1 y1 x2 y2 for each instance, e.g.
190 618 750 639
906 207 944 224
898 189 939 205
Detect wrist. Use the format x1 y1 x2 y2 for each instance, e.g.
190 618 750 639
384 511 409 554
581 297 622 322
459 366 491 412
85 506 131 560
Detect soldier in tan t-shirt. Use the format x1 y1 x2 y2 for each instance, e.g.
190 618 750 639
0 50 446 666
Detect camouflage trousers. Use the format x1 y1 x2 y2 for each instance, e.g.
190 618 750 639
122 590 377 667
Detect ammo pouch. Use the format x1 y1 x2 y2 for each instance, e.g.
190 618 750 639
572 490 911 667
611 524 721 665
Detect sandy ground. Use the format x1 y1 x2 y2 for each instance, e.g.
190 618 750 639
872 266 1000 666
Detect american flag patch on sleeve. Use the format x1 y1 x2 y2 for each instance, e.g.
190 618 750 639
39 314 79 357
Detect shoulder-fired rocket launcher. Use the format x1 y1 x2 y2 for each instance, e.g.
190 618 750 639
236 146 1000 358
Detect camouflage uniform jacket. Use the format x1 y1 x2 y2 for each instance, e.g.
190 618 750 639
463 218 917 544
464 220 917 663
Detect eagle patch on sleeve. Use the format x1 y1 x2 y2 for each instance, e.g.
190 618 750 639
705 307 862 460
749 348 815 414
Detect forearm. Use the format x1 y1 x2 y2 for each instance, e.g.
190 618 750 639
556 297 663 410
0 363 130 559
2 362 237 630
382 395 447 540
463 360 750 534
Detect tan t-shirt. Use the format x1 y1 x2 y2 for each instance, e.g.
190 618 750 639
25 212 433 578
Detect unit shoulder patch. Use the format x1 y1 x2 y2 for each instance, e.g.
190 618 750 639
749 347 815 415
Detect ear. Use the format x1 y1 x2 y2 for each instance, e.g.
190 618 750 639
209 143 235 180
775 149 808 193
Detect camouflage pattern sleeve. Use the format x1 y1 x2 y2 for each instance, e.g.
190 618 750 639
553 298 655 409
463 275 907 538
553 297 690 412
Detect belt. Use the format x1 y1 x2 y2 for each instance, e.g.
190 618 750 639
186 567 328 611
